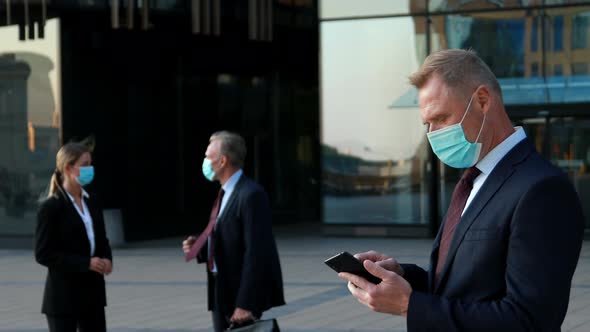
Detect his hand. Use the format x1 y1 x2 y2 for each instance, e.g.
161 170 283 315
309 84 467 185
354 250 404 277
102 259 113 275
89 257 106 274
182 236 196 254
230 307 254 323
339 260 412 316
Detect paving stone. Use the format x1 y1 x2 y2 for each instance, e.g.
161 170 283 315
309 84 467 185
1 227 589 332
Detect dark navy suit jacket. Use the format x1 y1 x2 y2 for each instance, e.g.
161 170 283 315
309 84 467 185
403 139 584 331
197 174 285 316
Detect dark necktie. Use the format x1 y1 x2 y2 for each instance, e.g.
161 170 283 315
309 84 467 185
435 166 481 286
184 189 225 263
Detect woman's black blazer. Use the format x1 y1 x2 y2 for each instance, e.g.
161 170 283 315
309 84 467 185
34 189 112 314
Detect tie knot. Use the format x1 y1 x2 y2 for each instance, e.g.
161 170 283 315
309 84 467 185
461 166 481 185
218 189 225 200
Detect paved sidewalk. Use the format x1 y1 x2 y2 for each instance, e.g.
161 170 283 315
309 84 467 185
1 226 590 332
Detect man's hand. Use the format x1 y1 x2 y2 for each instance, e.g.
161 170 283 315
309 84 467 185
230 307 254 323
339 260 412 316
354 250 404 277
89 257 106 274
102 259 113 275
182 236 196 254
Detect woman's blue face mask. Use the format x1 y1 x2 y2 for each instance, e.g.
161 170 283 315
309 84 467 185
76 166 94 186
426 93 486 169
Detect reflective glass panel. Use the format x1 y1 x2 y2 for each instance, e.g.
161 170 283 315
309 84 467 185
544 7 590 104
320 0 427 19
428 8 590 105
545 0 590 5
429 0 543 12
321 17 431 225
0 20 61 236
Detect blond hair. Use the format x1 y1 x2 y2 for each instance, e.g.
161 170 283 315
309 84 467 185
210 131 247 168
48 137 95 197
409 49 502 99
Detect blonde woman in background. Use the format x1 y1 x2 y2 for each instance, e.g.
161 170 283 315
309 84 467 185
35 140 112 332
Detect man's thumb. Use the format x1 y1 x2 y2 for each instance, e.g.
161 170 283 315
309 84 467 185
364 260 394 280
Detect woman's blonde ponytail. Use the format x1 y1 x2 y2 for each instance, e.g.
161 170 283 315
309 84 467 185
47 170 62 197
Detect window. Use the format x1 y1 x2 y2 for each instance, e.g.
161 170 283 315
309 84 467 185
572 14 589 50
0 19 61 236
321 17 430 225
532 16 539 52
0 88 6 116
532 62 540 77
554 16 564 51
572 62 589 75
554 63 563 76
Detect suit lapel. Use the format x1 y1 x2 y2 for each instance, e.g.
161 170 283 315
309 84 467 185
59 190 83 225
85 196 101 227
58 189 92 248
434 140 533 293
429 225 443 291
85 196 102 249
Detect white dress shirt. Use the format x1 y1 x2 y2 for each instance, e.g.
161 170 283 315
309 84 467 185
463 127 527 215
66 189 95 256
209 169 243 272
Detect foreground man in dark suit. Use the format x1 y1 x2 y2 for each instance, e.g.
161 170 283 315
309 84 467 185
339 49 584 331
183 131 284 332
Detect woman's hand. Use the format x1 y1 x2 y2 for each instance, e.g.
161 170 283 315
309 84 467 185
102 259 113 275
89 257 106 274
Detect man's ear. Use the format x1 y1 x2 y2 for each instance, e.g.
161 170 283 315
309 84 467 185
476 85 491 114
219 155 228 168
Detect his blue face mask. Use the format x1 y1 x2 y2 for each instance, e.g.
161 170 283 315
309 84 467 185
76 166 94 186
202 158 216 182
426 92 486 169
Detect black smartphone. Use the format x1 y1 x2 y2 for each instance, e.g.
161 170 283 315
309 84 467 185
324 251 381 284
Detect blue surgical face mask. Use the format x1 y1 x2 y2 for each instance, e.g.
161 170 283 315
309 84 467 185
202 158 216 182
76 166 94 186
426 93 486 169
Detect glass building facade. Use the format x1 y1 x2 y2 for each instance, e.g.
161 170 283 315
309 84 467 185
0 20 61 239
0 0 320 244
4 0 590 244
321 0 590 236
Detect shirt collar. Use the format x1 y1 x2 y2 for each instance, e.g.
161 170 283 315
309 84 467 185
222 169 243 194
476 126 527 175
65 188 90 202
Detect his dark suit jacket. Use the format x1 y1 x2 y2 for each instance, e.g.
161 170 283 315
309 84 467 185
197 175 285 316
35 189 112 315
402 139 584 331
